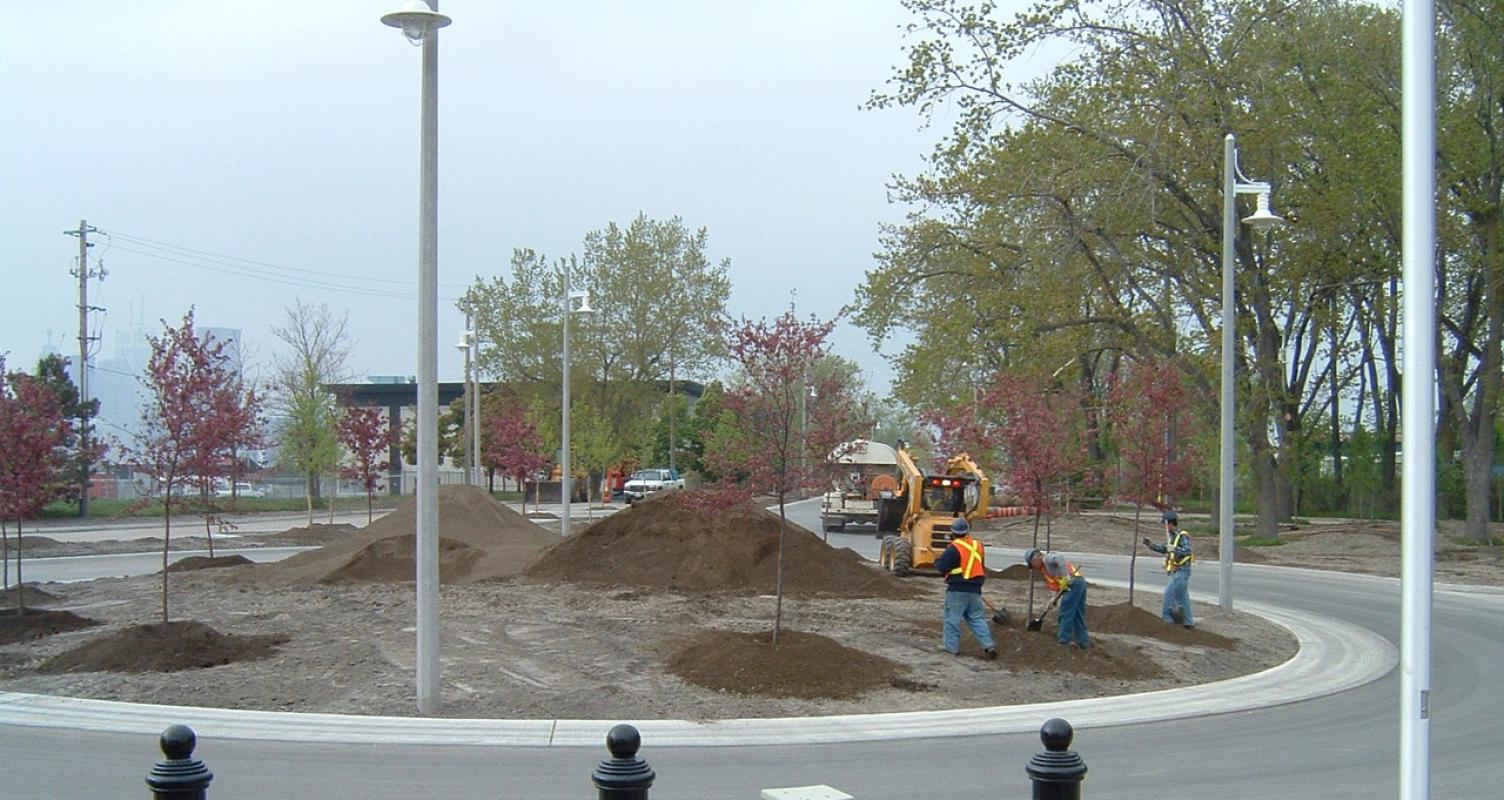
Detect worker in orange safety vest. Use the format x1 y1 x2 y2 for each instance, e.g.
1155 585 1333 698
933 518 997 660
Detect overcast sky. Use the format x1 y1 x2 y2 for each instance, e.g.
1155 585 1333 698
3 1 988 397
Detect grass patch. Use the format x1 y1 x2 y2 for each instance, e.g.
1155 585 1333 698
1239 536 1287 547
1448 535 1504 548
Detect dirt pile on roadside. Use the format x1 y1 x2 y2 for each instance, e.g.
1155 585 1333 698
668 629 906 698
37 620 286 674
2 585 59 605
523 494 917 598
1091 602 1236 648
166 555 255 572
247 485 559 586
261 522 359 545
0 608 99 645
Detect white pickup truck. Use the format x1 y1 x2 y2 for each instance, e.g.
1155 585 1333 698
623 468 684 504
819 440 900 532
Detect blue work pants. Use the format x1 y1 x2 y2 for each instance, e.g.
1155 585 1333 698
1057 580 1089 647
942 591 996 654
1163 567 1193 626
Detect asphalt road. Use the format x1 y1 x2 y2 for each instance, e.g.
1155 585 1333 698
2 499 1499 798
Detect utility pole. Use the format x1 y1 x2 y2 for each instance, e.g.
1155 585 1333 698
64 220 104 518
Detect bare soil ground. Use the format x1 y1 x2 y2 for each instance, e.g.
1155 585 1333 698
1 489 1498 720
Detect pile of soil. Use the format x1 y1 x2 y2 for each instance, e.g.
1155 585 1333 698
166 555 256 572
668 629 905 699
2 585 58 605
0 608 99 645
250 485 559 586
261 522 360 545
523 495 918 598
37 620 287 674
1091 602 1235 648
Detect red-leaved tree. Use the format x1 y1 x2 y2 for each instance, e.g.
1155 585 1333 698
1106 358 1201 603
129 310 261 624
481 399 550 514
709 311 870 642
985 373 1087 617
337 406 398 523
0 358 73 612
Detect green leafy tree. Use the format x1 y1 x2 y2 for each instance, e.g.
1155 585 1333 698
31 354 99 514
271 300 351 526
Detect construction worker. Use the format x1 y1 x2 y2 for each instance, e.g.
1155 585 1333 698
1024 547 1090 648
933 518 998 660
1143 509 1195 628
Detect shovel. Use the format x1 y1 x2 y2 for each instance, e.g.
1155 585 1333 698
981 594 1009 625
1026 591 1062 632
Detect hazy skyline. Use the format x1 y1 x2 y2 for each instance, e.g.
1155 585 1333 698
2 2 1003 399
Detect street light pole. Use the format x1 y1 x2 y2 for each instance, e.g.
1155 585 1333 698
381 0 451 716
1219 133 1285 611
560 266 594 538
455 324 473 486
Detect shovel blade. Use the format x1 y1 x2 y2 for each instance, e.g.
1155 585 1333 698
1026 618 1044 632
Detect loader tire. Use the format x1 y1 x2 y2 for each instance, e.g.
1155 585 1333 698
879 535 898 571
891 538 912 578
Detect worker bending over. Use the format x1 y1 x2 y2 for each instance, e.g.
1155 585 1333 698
1143 509 1194 628
934 518 997 660
1025 547 1090 649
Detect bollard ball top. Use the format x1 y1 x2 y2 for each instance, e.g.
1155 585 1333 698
159 724 197 760
605 723 641 759
1040 717 1074 751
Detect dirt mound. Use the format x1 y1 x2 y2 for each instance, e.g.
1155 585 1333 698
320 535 481 584
991 564 1034 581
668 629 906 699
261 523 359 544
167 555 256 572
37 620 287 674
1092 602 1236 648
0 608 100 645
2 584 60 605
249 485 559 586
523 495 917 598
903 613 1167 679
9 535 65 550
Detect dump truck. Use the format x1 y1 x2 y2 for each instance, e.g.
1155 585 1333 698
819 439 902 532
875 444 990 577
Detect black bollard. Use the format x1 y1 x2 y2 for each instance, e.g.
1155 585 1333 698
1025 718 1086 800
591 723 656 800
146 724 214 799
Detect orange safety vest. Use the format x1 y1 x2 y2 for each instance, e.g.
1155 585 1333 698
947 536 986 580
1041 560 1082 593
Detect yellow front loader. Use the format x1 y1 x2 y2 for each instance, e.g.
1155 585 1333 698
875 444 990 577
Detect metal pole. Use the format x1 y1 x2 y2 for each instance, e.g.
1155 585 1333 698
461 307 473 486
414 5 442 715
562 262 572 538
1400 0 1435 794
76 220 91 518
471 335 481 487
1219 133 1236 610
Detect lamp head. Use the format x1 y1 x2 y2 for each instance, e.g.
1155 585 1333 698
454 331 471 351
574 292 596 314
1242 191 1286 232
381 0 451 45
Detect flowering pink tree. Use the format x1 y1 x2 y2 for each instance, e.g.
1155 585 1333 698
1106 358 1201 602
481 399 550 514
710 311 870 642
129 310 261 624
337 406 399 524
0 358 72 611
919 404 999 474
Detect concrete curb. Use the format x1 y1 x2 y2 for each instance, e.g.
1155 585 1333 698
0 598 1395 747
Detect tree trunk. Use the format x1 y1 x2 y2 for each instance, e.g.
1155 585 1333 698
305 473 315 527
13 520 24 614
1127 504 1141 605
2 519 9 592
161 499 172 625
1463 433 1493 540
773 492 787 644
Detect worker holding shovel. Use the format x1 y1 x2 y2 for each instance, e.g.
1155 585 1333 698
1143 509 1195 628
934 518 998 660
1025 548 1090 649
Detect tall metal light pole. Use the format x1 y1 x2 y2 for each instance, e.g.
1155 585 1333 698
1400 0 1436 794
560 264 594 538
455 326 473 485
1219 133 1284 611
381 0 451 716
